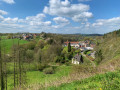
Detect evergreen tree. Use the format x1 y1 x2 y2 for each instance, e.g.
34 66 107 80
68 42 71 52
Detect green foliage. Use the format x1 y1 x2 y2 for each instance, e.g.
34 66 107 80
6 65 71 89
26 41 36 50
84 50 91 55
47 71 120 90
26 50 34 59
43 67 54 74
72 65 95 74
47 38 54 44
96 29 120 65
38 63 48 71
68 42 71 52
37 40 45 49
7 34 13 39
54 56 64 63
65 52 73 60
34 49 42 63
95 49 103 64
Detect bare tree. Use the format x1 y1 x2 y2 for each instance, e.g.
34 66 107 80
0 36 5 90
3 39 7 90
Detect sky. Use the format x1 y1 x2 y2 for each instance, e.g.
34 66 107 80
0 0 120 34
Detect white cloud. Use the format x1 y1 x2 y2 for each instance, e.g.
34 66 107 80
2 0 15 4
0 13 52 33
26 14 46 21
43 0 92 22
3 17 18 23
24 13 52 26
92 17 120 27
61 0 70 7
53 17 69 24
53 17 70 28
92 22 103 27
0 15 4 21
44 21 52 26
0 10 8 15
72 12 93 22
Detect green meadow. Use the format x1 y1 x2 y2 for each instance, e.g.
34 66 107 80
1 39 28 53
47 71 120 90
7 65 71 90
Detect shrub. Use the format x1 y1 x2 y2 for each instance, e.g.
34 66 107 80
65 61 71 66
38 64 48 71
72 65 96 74
84 50 91 54
37 40 45 49
43 67 54 74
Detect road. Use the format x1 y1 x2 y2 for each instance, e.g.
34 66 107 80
81 52 96 67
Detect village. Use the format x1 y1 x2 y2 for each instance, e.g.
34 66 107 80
64 40 96 64
8 32 96 65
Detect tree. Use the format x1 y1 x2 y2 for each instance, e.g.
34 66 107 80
12 40 27 88
37 40 45 49
68 42 71 52
26 50 34 70
81 55 83 63
95 49 103 64
0 36 5 90
34 49 42 70
3 40 7 90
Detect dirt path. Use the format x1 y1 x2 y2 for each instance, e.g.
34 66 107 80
81 52 96 67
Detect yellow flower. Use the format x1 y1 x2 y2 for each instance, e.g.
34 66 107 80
100 88 102 90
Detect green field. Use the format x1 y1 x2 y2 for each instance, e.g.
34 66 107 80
1 39 28 53
7 65 71 90
47 71 120 90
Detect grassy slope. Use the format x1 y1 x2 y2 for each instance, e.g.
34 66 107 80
47 71 120 90
45 37 120 90
1 39 28 53
5 36 120 90
95 37 120 71
7 65 71 90
96 37 120 64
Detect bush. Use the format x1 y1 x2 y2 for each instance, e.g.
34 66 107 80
84 50 91 54
72 65 96 74
38 64 48 71
43 67 54 74
65 61 71 66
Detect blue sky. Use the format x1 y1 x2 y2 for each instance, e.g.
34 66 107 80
0 0 120 34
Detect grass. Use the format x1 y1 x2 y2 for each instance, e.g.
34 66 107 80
95 37 120 64
27 65 71 85
82 55 93 66
86 51 92 55
1 39 28 53
47 70 120 90
6 65 71 90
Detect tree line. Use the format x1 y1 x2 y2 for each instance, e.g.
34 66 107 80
0 33 75 89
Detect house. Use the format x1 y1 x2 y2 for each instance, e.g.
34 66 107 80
91 51 96 59
22 34 33 40
64 41 80 48
79 41 86 47
72 54 83 64
85 44 94 50
80 47 87 51
63 40 96 50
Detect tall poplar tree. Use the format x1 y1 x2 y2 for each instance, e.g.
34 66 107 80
68 42 71 52
0 35 5 90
